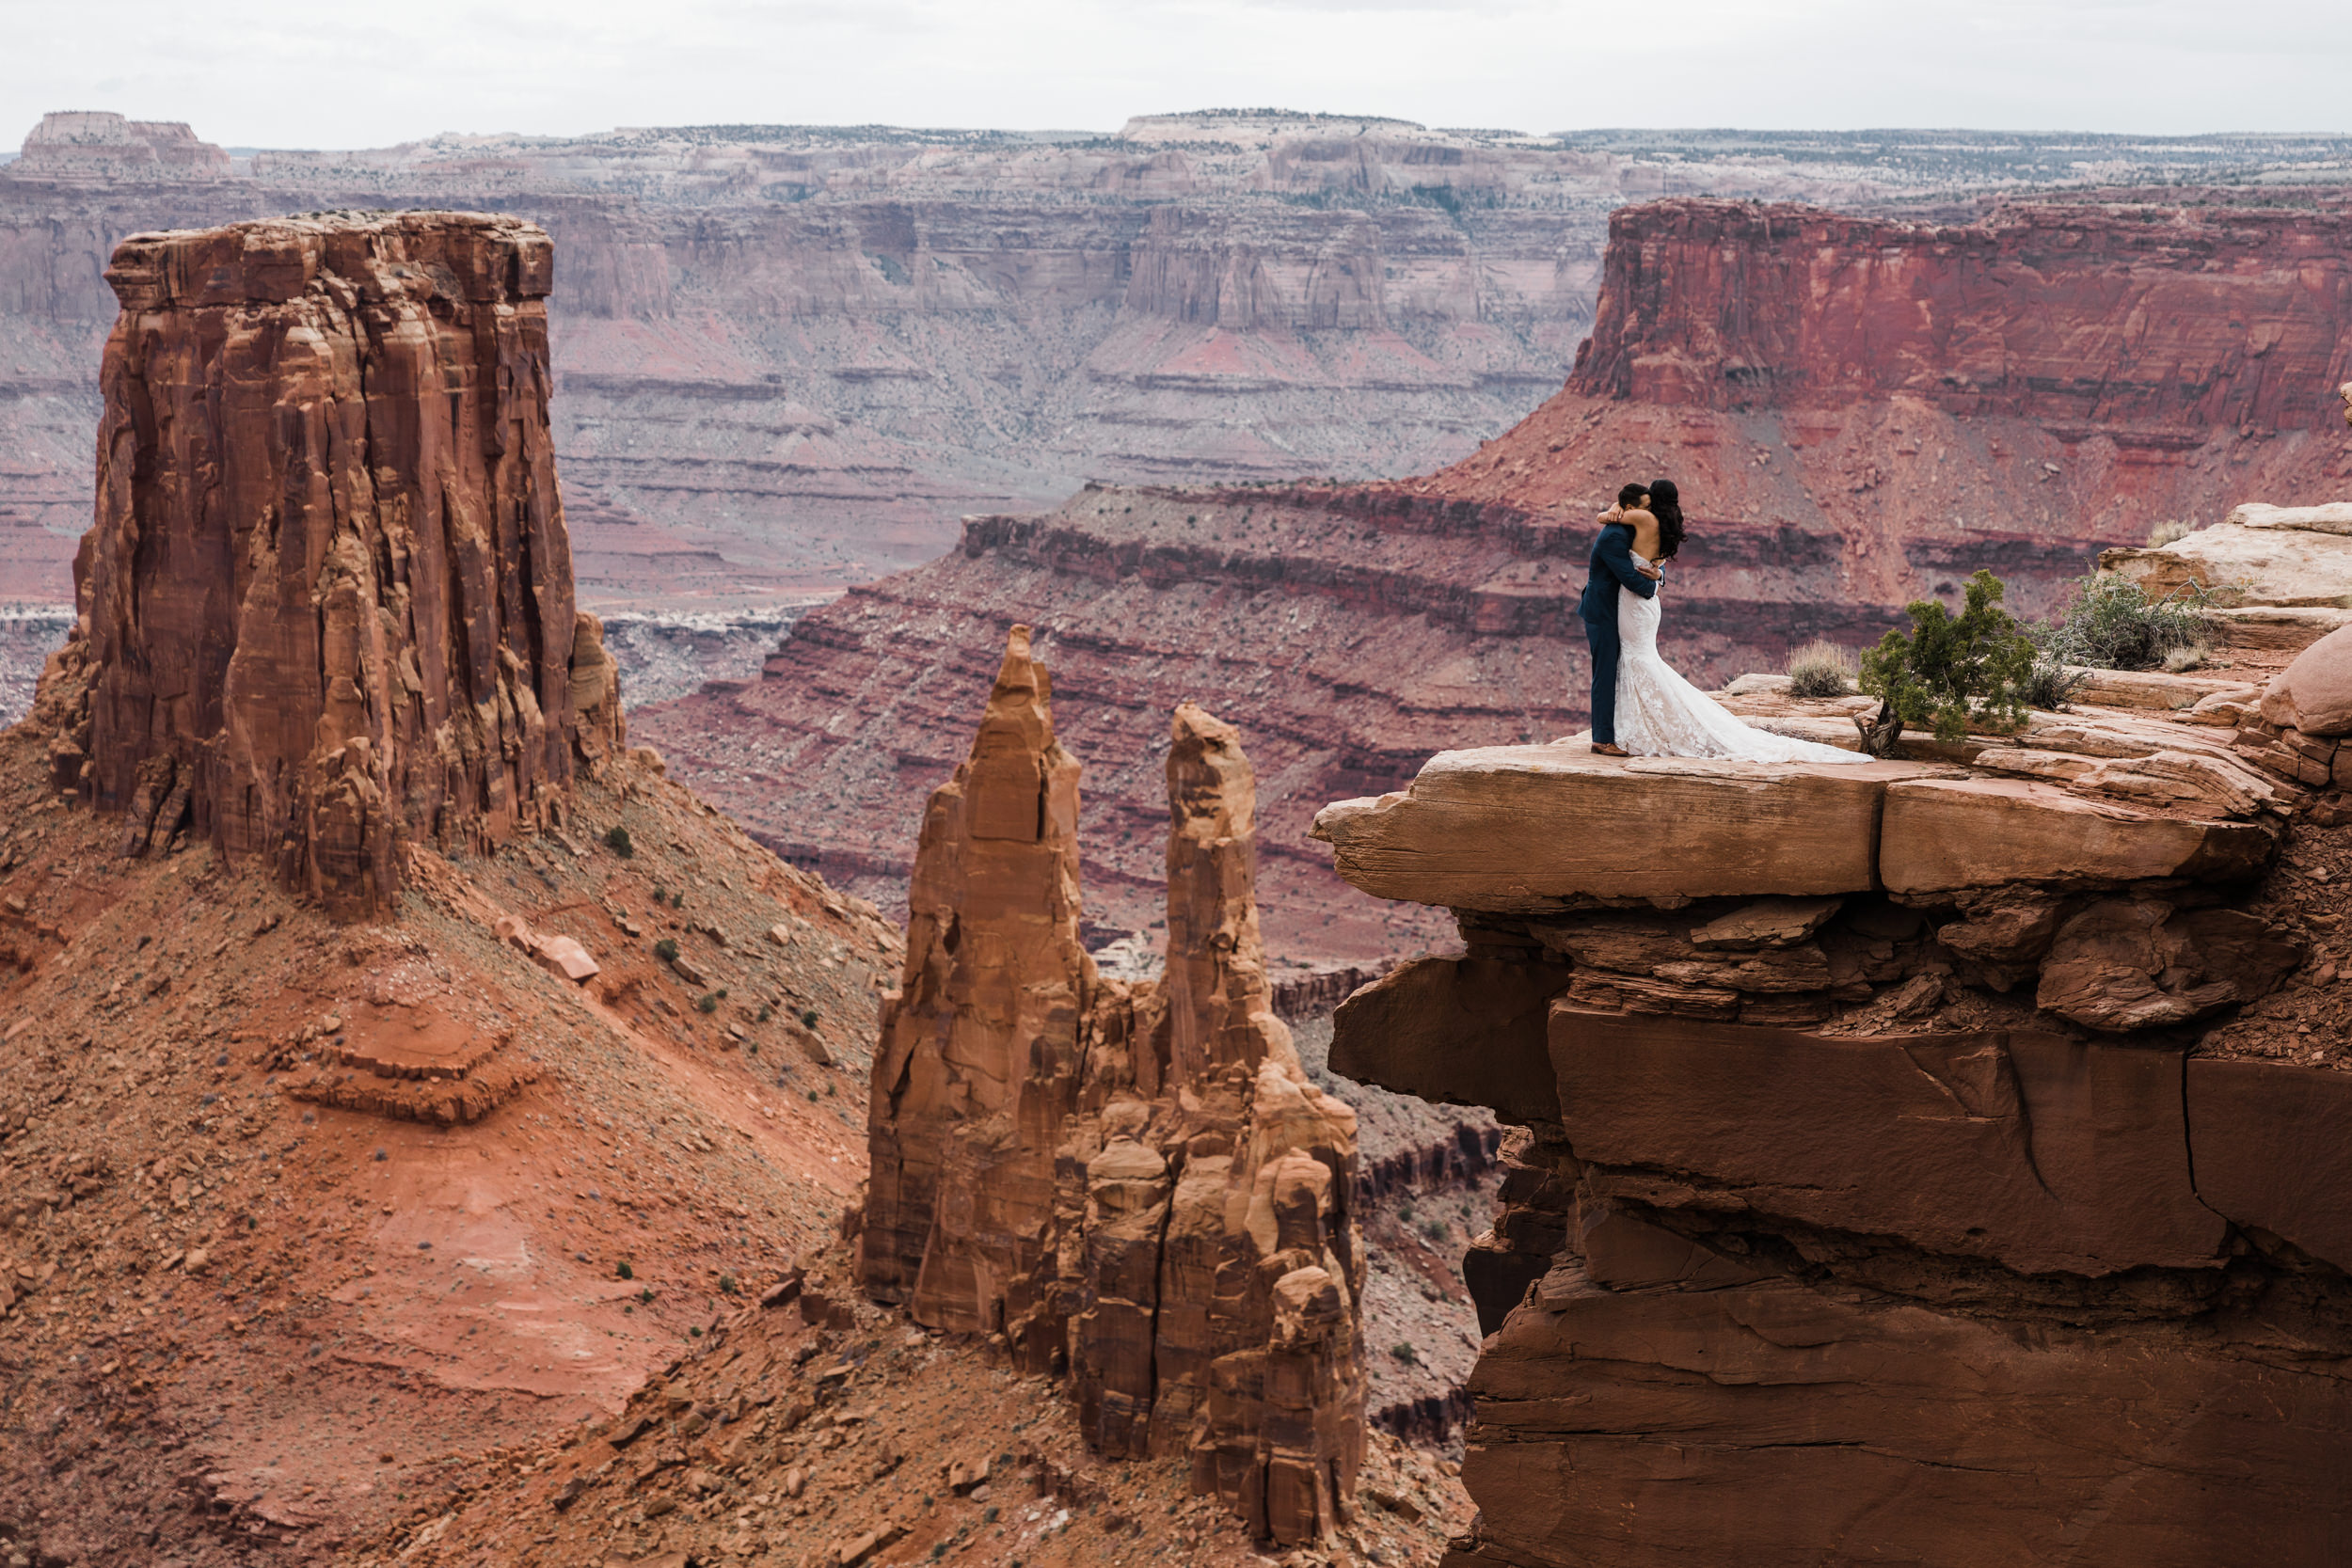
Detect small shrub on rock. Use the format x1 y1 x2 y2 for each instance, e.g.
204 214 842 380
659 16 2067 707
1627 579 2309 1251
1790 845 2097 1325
1785 639 1856 698
655 938 680 962
2036 573 2212 672
2021 656 2089 713
1858 569 2037 749
603 824 634 858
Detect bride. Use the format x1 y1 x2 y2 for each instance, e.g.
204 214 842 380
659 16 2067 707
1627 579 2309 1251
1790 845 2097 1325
1604 481 1870 765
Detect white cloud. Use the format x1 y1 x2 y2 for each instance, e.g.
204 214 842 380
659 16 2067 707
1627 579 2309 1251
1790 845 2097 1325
0 0 2345 149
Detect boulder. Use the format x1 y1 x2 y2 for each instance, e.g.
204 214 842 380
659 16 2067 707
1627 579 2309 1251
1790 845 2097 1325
2187 1058 2352 1273
2036 899 2301 1032
532 936 600 984
1935 889 2065 978
2260 624 2352 737
1312 747 1940 911
1878 777 2277 894
1549 1006 2226 1275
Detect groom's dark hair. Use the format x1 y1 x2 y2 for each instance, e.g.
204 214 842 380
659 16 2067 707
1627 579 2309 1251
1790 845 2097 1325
1615 482 1647 508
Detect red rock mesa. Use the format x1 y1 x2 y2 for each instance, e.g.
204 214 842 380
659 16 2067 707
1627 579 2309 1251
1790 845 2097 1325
41 213 623 918
864 627 1363 1544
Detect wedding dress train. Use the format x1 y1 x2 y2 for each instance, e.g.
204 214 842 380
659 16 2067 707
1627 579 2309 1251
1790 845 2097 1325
1614 555 1871 765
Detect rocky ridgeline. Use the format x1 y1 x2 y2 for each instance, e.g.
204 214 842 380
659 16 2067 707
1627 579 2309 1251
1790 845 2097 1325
1315 619 2352 1561
31 213 627 917
862 626 1365 1545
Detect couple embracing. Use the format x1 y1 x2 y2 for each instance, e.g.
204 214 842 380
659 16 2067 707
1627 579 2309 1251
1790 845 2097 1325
1576 479 1866 765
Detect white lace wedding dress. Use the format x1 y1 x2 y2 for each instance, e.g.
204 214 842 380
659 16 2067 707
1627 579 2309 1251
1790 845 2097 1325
1614 554 1871 764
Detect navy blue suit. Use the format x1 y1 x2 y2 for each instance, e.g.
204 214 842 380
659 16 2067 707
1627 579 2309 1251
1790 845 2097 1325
1578 520 1658 745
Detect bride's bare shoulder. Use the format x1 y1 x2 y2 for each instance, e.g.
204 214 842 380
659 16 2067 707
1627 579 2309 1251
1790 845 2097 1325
1621 506 1661 548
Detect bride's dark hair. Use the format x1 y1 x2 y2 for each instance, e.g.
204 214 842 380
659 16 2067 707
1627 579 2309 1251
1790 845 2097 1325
1647 478 1686 561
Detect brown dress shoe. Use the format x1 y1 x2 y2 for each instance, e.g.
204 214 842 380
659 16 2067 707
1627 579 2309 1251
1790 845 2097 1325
1591 742 1629 757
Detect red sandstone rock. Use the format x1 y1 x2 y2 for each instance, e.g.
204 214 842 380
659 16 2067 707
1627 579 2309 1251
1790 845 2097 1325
54 213 595 919
1311 749 1933 911
1327 956 1565 1128
1550 1007 2226 1276
2187 1058 2352 1272
2264 624 2352 737
1879 777 2277 894
861 623 1086 1327
1566 198 2352 433
1462 1272 2352 1568
2035 898 2301 1031
1321 758 2344 1562
863 636 1361 1544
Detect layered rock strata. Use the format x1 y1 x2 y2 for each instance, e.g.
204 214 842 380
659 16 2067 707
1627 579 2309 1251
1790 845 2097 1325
638 195 2352 960
1317 673 2352 1563
42 213 616 918
863 627 1363 1544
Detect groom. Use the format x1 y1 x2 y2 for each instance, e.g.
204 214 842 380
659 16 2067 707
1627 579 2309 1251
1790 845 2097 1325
1579 483 1663 757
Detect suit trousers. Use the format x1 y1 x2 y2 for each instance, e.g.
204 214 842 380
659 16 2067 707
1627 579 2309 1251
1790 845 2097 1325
1583 615 1620 744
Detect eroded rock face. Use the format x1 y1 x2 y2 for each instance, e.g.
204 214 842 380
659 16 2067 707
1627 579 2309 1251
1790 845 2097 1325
43 213 596 918
1320 720 2350 1565
634 192 2352 956
1566 198 2352 432
864 637 1361 1544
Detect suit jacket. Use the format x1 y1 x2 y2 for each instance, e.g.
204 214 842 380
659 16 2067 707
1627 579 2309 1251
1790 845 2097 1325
1579 520 1658 628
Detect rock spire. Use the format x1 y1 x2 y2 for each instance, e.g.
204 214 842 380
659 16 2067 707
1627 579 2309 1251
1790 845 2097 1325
40 212 620 918
862 635 1363 1545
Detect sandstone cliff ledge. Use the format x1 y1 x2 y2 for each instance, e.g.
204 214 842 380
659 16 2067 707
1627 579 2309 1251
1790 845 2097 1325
863 627 1363 1544
1318 649 2352 1564
39 213 622 918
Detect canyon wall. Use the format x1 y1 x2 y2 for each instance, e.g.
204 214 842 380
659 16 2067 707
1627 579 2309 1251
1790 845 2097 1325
8 118 2349 635
637 190 2352 964
0 112 1672 616
1567 197 2352 429
1314 651 2352 1563
36 212 621 917
863 628 1363 1544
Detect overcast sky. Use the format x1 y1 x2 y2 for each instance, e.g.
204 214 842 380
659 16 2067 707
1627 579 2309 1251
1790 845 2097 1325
3 0 2348 150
